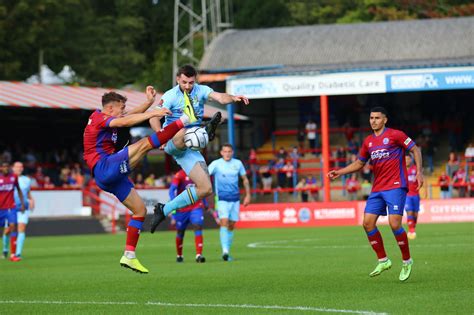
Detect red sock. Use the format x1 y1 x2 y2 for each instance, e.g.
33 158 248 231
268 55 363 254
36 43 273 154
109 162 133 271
147 119 184 148
393 228 411 261
10 235 17 257
366 228 387 260
195 234 203 256
176 236 183 256
125 216 145 252
407 218 416 233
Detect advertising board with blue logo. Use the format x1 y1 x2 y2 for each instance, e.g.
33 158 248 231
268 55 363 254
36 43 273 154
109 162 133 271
386 70 474 92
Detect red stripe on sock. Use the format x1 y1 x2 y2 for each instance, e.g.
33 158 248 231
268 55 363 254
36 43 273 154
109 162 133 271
195 235 203 256
367 230 387 260
395 230 411 261
407 218 416 233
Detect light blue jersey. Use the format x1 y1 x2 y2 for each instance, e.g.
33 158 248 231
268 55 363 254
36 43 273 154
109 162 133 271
208 158 246 202
14 175 31 210
161 83 213 127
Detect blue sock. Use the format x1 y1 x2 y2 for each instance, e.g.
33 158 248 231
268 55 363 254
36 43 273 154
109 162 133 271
220 226 229 254
16 232 25 256
163 186 198 216
2 234 9 253
227 230 234 251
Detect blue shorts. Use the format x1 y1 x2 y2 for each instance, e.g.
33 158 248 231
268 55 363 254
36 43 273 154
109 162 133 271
94 147 134 202
217 200 240 222
405 195 420 212
0 208 17 227
165 140 205 174
365 188 407 216
172 208 204 230
17 209 30 224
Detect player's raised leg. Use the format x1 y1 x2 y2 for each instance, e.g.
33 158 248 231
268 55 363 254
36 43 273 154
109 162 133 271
389 214 413 281
119 189 149 273
363 213 391 277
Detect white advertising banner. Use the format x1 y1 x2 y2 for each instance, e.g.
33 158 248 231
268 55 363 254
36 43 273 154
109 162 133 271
99 189 170 217
227 72 386 99
30 190 86 217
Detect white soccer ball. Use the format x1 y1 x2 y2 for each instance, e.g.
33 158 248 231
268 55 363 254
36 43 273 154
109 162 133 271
184 126 209 151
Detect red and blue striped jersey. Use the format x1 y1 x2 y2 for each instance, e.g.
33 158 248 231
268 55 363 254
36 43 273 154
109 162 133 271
358 128 415 192
83 110 117 170
0 173 18 210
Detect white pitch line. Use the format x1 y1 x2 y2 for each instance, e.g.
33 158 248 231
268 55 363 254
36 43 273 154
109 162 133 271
0 300 387 315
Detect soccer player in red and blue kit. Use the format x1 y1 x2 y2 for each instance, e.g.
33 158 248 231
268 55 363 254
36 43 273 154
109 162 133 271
83 86 194 274
328 107 423 282
0 162 25 262
405 154 421 240
169 169 207 263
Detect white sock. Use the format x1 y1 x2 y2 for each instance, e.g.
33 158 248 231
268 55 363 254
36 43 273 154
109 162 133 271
124 250 136 259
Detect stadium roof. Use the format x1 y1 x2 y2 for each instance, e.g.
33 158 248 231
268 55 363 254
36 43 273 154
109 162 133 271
0 81 248 120
200 17 474 77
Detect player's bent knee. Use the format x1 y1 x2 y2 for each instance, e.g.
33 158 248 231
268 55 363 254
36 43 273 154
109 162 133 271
362 221 375 231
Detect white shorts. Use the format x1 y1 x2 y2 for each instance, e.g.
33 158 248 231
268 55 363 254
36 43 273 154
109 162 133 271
217 200 240 222
17 210 30 225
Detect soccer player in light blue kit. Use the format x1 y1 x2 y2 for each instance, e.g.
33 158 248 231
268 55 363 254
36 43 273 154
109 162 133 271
150 65 249 231
208 144 251 261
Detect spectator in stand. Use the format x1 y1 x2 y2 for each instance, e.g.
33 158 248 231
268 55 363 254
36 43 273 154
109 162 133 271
306 175 318 201
259 163 273 193
347 138 359 155
361 179 372 200
134 173 145 188
297 124 306 153
469 170 474 198
295 178 308 202
289 146 300 168
446 152 460 177
465 143 474 163
282 160 295 189
43 176 55 188
69 169 84 188
274 158 286 188
248 148 258 173
361 163 372 183
452 167 467 198
33 166 45 187
438 172 451 199
275 147 288 161
145 173 156 187
346 173 361 201
305 119 317 156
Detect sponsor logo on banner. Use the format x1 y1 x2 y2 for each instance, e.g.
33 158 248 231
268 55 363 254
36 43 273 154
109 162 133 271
390 74 438 90
239 210 280 222
298 208 311 223
283 208 298 224
314 208 356 220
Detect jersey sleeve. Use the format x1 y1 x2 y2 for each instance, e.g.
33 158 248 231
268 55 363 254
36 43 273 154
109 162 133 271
160 91 174 110
394 130 415 150
238 161 246 176
96 112 115 128
199 84 214 102
208 161 217 175
358 139 369 163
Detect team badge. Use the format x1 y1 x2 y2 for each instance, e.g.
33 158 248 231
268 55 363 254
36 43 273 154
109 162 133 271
369 142 372 147
383 138 389 144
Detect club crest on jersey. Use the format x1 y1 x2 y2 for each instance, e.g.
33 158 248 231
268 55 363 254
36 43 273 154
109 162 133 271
369 142 373 147
383 138 389 144
371 149 389 160
111 130 118 143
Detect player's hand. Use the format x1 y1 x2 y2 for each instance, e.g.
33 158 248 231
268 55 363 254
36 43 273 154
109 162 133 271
232 95 250 105
29 198 35 211
153 108 171 118
243 195 251 206
327 170 340 180
416 173 424 190
146 86 157 104
20 204 25 212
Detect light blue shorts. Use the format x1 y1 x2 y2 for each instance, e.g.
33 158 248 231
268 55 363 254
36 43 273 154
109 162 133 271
217 200 240 222
165 140 205 174
17 209 30 224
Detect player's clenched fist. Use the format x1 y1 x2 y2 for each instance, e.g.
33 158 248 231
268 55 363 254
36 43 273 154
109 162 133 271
146 85 157 103
327 170 340 180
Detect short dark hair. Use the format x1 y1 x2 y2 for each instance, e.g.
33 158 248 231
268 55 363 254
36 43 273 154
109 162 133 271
370 106 388 117
177 64 197 77
102 92 127 106
221 143 234 150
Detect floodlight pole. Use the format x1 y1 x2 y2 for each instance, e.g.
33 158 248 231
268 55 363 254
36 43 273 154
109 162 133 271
321 95 330 202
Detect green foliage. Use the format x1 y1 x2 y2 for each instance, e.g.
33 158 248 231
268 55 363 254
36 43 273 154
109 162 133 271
0 0 473 88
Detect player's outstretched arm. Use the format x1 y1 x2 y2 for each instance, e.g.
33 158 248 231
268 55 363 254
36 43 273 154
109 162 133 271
410 144 424 189
327 159 365 180
109 108 171 128
125 86 157 115
209 91 249 105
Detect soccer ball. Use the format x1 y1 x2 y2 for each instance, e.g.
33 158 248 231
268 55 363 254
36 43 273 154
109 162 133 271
184 127 209 151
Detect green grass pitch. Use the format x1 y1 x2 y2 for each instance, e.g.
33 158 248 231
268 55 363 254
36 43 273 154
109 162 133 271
1 222 473 314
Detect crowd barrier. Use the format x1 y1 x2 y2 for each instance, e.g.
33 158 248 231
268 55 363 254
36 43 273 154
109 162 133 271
236 198 474 228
